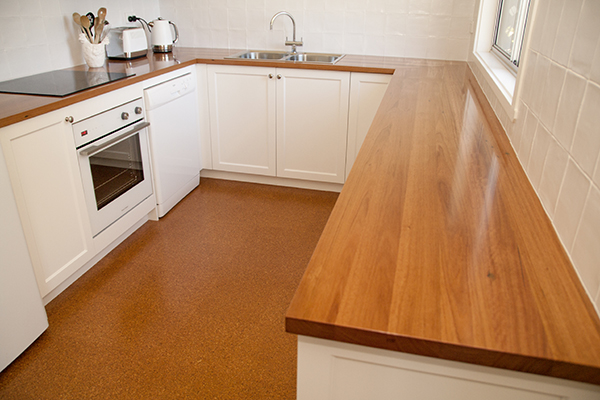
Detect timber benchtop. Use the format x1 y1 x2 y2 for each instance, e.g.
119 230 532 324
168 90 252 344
2 48 600 385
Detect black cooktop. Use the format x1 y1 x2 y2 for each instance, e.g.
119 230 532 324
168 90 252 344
0 70 135 97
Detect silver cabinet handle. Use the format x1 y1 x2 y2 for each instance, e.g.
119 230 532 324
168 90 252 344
277 74 282 79
269 74 274 79
79 122 150 156
65 116 74 123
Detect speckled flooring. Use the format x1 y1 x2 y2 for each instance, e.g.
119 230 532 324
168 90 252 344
0 178 338 399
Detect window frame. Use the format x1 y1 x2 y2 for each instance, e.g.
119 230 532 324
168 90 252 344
490 0 531 73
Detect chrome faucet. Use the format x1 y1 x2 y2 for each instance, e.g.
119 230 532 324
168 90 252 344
269 11 303 54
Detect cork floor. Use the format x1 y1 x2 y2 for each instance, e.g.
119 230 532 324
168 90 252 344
0 178 338 399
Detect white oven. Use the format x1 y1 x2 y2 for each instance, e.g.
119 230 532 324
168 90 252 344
73 98 153 237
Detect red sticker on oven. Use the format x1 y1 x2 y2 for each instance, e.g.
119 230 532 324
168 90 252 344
81 130 88 137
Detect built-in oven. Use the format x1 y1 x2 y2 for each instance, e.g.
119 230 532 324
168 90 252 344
73 98 153 237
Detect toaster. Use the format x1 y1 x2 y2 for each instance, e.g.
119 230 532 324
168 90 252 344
106 27 148 60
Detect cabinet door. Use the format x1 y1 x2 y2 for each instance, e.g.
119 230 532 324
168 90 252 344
276 69 350 184
346 73 391 179
0 110 94 297
207 65 276 176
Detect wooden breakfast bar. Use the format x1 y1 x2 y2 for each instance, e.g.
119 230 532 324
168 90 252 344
285 60 600 397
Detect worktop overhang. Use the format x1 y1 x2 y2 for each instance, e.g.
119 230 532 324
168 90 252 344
285 62 600 386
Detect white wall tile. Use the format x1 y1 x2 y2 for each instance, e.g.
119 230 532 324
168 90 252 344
591 38 600 86
528 0 547 53
518 107 538 166
553 71 587 150
538 0 564 57
571 185 600 300
520 50 537 106
527 123 552 188
569 0 600 78
553 159 591 251
538 137 569 218
571 82 600 177
540 61 565 132
530 55 550 115
552 0 582 67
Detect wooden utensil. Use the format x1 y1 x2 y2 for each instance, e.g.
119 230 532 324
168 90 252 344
80 15 92 43
95 8 107 44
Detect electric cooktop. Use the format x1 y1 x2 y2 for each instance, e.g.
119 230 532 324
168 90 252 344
0 70 135 97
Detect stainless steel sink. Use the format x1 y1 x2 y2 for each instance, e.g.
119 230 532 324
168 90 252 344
226 51 290 60
226 51 345 64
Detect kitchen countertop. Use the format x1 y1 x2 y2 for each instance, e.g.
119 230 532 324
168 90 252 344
0 48 395 129
285 59 600 386
2 48 600 386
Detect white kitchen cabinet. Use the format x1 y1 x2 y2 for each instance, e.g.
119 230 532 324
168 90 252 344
207 65 277 176
346 72 392 179
277 69 350 184
0 107 95 298
207 65 350 184
297 336 600 400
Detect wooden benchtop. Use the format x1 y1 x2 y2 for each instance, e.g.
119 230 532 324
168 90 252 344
2 49 599 385
285 61 600 386
0 48 394 129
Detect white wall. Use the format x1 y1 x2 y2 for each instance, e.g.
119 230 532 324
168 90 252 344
470 0 600 312
157 0 476 60
0 0 160 81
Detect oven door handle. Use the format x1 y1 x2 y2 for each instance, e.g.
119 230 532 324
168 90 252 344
79 121 150 156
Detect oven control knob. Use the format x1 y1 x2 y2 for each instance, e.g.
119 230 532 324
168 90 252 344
121 112 129 120
134 106 143 115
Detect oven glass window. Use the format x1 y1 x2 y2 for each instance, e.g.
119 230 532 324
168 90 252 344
89 133 144 210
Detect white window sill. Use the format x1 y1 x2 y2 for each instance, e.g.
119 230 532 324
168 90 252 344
472 51 517 121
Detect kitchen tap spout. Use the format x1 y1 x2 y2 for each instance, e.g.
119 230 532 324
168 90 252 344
269 11 303 54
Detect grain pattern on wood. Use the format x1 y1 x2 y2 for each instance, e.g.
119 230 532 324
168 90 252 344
286 62 600 386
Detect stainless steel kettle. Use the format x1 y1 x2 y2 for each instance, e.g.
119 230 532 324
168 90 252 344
148 17 179 53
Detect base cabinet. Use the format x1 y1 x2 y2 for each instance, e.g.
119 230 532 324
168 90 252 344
0 107 94 297
207 65 350 184
207 65 276 176
277 68 349 184
346 73 392 179
297 336 600 400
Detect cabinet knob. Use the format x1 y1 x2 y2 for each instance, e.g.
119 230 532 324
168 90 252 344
65 116 74 123
134 106 143 115
121 112 130 120
269 74 274 79
277 74 282 79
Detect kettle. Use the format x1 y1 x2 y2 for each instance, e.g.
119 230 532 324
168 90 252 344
148 17 179 53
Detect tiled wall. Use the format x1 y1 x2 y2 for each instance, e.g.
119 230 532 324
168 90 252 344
157 0 476 60
470 0 600 312
0 0 160 81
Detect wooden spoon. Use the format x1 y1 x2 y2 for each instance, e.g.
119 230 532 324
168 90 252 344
80 15 92 43
95 8 106 43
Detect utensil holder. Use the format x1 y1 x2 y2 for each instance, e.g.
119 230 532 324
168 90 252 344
82 42 106 68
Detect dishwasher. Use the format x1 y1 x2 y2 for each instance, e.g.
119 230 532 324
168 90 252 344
144 71 201 218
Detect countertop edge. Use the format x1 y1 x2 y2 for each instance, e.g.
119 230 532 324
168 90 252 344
285 317 600 386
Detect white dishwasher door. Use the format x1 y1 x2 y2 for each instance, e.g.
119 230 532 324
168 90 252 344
144 72 201 218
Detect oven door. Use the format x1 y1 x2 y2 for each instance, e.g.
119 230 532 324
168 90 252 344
78 121 153 237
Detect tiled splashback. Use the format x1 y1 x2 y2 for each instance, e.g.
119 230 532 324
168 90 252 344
0 0 160 81
470 0 600 312
158 0 476 60
0 0 477 81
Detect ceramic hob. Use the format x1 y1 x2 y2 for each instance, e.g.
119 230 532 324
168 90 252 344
0 70 135 97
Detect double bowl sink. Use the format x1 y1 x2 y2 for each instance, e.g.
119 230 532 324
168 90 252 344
226 51 344 64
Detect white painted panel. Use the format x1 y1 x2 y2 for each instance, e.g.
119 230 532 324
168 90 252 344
2 113 94 296
346 72 392 179
277 68 350 183
297 336 600 400
207 65 276 176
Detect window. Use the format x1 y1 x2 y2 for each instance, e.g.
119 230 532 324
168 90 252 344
491 0 531 69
